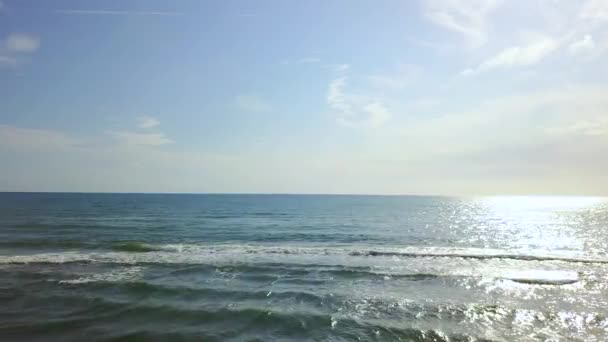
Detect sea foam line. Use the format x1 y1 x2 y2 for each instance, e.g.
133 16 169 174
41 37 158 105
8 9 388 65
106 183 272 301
1 244 607 266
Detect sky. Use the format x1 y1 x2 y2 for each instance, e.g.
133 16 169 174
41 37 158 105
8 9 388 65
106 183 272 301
1 0 607 195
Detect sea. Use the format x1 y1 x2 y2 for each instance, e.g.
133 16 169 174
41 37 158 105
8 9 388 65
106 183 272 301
1 193 608 341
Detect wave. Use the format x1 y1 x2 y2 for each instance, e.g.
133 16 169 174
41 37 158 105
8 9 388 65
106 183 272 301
509 278 578 285
111 242 162 253
2 244 607 267
65 280 331 305
0 293 497 342
59 266 144 284
350 248 608 264
99 327 492 342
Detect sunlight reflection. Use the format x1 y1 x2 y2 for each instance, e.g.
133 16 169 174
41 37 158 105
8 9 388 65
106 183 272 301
473 196 607 252
480 196 606 211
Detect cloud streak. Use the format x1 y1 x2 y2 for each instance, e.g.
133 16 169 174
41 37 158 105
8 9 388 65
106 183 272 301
1 33 41 69
55 9 184 16
569 34 595 54
327 66 391 128
0 55 17 68
6 34 40 53
0 125 77 150
579 0 608 21
423 0 503 47
462 36 558 75
109 131 173 146
137 116 160 129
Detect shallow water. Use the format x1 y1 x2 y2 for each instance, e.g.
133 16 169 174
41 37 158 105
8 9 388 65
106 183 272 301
1 193 608 341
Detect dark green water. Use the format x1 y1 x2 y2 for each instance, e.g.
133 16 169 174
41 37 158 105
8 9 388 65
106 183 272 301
1 193 608 341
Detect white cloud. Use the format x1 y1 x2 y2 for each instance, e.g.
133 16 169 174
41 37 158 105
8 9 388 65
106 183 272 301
423 0 502 47
579 0 608 21
332 64 350 73
1 33 41 69
327 77 352 116
569 34 595 54
109 131 173 146
0 125 77 150
110 116 172 146
327 68 391 128
6 34 40 53
0 117 173 156
362 103 391 128
2 83 608 195
234 95 272 112
462 36 558 75
0 55 17 68
395 85 608 161
137 116 160 129
546 118 608 137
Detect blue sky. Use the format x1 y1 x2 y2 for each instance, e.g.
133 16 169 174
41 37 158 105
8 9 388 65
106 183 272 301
1 0 607 195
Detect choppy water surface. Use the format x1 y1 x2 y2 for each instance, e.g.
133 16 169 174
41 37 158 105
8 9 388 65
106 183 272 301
1 193 608 341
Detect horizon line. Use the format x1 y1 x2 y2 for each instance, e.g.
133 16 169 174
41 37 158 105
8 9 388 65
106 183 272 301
0 191 605 198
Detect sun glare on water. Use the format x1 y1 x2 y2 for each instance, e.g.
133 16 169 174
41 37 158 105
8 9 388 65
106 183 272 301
473 196 607 252
481 196 606 211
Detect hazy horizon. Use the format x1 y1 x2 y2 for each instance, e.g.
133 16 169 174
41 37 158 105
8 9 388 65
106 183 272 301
1 191 606 199
2 0 608 196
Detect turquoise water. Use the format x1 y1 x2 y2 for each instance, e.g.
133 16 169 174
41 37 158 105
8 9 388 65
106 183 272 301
1 193 608 341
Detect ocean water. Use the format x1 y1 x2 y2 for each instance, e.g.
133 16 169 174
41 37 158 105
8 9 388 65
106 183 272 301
1 193 608 341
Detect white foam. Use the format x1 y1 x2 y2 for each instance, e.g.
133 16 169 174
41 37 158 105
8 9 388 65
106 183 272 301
1 244 606 268
59 266 144 284
504 270 579 285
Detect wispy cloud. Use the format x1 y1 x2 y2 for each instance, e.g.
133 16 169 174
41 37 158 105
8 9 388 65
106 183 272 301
5 33 40 53
579 0 608 21
393 85 608 168
423 0 502 47
331 64 350 73
327 77 352 116
0 125 77 150
454 0 608 76
297 57 321 64
462 36 558 75
546 118 608 137
137 116 160 129
0 119 173 152
109 131 173 146
569 34 595 54
1 33 41 69
109 116 172 146
327 65 391 128
0 55 17 68
359 103 391 128
55 9 183 16
234 95 273 112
